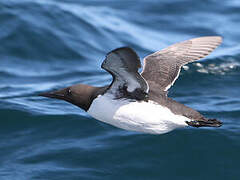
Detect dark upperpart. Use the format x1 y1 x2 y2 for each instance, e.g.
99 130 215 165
39 84 107 111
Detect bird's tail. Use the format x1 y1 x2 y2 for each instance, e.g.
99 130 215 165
186 118 222 128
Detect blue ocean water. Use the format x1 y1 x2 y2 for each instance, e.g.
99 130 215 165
1 0 240 179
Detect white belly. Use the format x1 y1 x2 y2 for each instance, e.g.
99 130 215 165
87 94 189 134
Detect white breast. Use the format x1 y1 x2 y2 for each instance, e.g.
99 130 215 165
87 94 189 134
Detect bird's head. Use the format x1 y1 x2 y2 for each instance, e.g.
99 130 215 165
39 84 105 111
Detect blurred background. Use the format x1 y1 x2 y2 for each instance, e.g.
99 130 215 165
0 0 240 179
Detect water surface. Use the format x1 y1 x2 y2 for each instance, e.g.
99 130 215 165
0 0 240 179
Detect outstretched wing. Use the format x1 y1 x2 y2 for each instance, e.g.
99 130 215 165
102 47 149 100
141 36 222 94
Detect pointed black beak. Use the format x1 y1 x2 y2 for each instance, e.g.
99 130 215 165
39 88 66 100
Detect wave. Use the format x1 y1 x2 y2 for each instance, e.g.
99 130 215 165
183 55 240 75
1 0 240 135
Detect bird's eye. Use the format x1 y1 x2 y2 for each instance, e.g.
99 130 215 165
67 89 72 96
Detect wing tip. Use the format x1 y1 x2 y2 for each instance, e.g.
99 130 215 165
107 47 135 56
192 36 223 45
105 46 141 69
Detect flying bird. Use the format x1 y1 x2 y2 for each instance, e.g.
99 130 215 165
40 36 222 134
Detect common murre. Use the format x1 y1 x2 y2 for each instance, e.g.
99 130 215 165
40 36 223 134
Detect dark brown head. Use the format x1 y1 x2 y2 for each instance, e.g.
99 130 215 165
39 84 107 111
